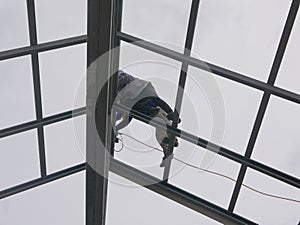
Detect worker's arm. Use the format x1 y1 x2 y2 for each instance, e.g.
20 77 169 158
116 115 132 131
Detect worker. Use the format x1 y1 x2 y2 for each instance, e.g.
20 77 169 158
114 70 180 167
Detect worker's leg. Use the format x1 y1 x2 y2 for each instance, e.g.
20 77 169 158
150 97 173 114
153 107 171 154
131 98 159 121
149 97 181 124
131 99 179 165
153 107 179 161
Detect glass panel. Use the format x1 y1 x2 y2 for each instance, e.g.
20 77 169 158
0 56 35 129
252 96 300 178
122 0 192 51
0 171 85 225
235 169 300 224
0 0 29 51
107 173 222 225
39 44 86 117
184 67 263 155
276 13 300 95
35 0 87 43
44 118 85 174
169 141 241 209
192 0 291 82
0 130 40 191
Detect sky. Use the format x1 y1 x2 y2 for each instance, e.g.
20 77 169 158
0 0 300 225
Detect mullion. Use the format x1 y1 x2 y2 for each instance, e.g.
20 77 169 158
117 32 300 105
26 0 47 177
163 0 200 181
228 0 300 212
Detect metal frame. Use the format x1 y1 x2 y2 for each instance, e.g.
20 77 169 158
0 0 299 225
0 35 87 61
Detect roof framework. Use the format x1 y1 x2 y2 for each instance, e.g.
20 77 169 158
0 0 299 224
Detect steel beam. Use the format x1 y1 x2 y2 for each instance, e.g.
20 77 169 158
228 0 300 212
0 107 86 139
110 158 258 225
117 32 300 105
0 35 87 61
0 163 85 200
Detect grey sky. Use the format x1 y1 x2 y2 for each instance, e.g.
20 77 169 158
0 0 299 225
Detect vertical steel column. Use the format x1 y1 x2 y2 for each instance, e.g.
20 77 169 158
163 0 200 181
228 0 300 212
86 0 121 225
26 0 47 177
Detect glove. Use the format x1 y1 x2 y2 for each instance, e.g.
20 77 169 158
116 112 123 120
167 113 181 124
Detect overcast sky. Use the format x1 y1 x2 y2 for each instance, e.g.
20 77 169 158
0 0 300 225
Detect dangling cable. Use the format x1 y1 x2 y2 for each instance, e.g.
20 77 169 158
114 134 124 152
117 132 300 204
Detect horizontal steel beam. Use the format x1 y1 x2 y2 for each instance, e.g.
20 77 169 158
0 107 86 139
0 163 85 200
110 158 258 225
114 104 300 189
0 35 87 61
117 31 300 105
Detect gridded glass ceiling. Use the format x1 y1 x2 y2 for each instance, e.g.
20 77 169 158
0 0 299 224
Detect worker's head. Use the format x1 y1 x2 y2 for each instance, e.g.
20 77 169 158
117 70 134 92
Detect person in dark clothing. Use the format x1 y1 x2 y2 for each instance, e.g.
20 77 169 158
114 70 179 166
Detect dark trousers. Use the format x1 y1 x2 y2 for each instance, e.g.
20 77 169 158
116 96 173 131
